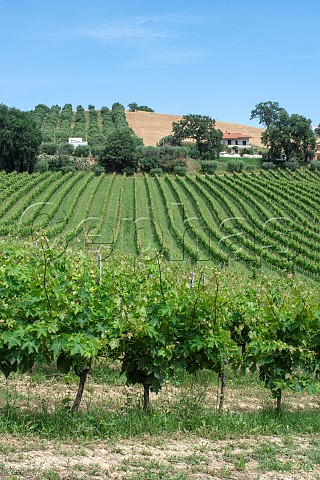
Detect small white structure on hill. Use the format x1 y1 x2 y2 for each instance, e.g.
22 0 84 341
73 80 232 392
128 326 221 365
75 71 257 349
68 137 88 148
221 132 252 149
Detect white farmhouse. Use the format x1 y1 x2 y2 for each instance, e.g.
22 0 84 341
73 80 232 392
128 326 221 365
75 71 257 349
68 137 88 149
221 132 252 149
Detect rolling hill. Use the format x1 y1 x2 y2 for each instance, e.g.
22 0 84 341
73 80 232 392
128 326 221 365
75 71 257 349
125 110 265 148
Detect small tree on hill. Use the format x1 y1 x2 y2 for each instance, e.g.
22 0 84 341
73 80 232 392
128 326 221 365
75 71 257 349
99 128 143 173
171 114 223 159
128 102 154 113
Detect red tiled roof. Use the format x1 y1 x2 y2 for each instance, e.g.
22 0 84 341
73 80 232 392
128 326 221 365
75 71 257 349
222 132 252 139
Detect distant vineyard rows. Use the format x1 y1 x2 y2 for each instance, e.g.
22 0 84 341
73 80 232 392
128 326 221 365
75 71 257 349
32 103 128 143
1 170 320 277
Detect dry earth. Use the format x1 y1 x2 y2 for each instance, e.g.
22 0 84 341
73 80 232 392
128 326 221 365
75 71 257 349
125 111 265 148
0 375 319 479
1 433 320 480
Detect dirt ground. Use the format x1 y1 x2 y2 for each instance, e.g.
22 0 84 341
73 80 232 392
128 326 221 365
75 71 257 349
0 433 319 479
0 375 319 479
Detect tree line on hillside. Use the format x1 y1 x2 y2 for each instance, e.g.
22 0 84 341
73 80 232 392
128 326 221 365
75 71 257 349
0 101 318 174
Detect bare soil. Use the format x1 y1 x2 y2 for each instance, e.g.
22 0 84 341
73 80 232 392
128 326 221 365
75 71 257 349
0 433 319 479
0 375 319 479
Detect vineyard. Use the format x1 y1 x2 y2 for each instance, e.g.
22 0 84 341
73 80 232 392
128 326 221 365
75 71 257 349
1 169 320 277
32 103 129 144
30 102 265 147
1 169 320 478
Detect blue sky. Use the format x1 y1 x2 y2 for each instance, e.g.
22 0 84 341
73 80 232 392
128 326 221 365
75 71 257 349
0 0 319 126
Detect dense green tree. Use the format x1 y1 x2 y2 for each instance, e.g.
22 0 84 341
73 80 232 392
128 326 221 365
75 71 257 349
251 102 316 162
128 102 154 112
99 128 143 173
172 114 223 159
128 102 139 112
40 142 58 155
0 104 42 172
250 101 286 128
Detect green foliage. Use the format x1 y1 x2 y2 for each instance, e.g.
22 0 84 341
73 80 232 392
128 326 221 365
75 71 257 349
284 161 300 171
99 128 143 173
244 281 319 407
58 143 74 155
91 164 105 176
74 145 91 157
0 104 42 172
227 160 245 172
138 146 160 172
73 105 86 138
157 135 180 147
122 166 135 176
32 104 50 128
128 102 154 112
33 154 50 172
200 160 218 174
112 102 128 129
100 106 115 136
158 145 186 172
250 101 286 128
150 167 163 176
309 160 320 171
261 161 276 170
40 142 58 155
251 101 316 163
173 165 187 176
34 152 77 173
0 242 319 413
245 165 257 171
172 114 223 160
41 105 61 142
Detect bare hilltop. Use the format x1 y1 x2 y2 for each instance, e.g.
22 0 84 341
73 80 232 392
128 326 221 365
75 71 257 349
125 110 264 148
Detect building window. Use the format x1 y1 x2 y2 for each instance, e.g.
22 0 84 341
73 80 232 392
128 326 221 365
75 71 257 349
235 140 238 145
242 140 247 145
228 140 231 145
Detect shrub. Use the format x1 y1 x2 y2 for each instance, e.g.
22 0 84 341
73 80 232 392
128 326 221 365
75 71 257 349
72 158 90 171
157 135 179 147
74 145 91 157
200 161 218 174
91 145 105 159
284 161 300 171
174 165 187 176
122 166 135 176
40 142 58 155
159 145 181 160
149 167 163 176
158 145 186 172
34 154 50 172
309 160 320 171
61 164 76 174
187 144 201 159
227 160 245 173
58 143 74 155
138 146 160 172
201 151 218 161
261 162 276 170
92 164 105 176
245 165 257 171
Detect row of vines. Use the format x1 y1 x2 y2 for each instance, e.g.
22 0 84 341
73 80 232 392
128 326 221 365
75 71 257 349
0 170 320 278
0 241 319 412
32 102 129 143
